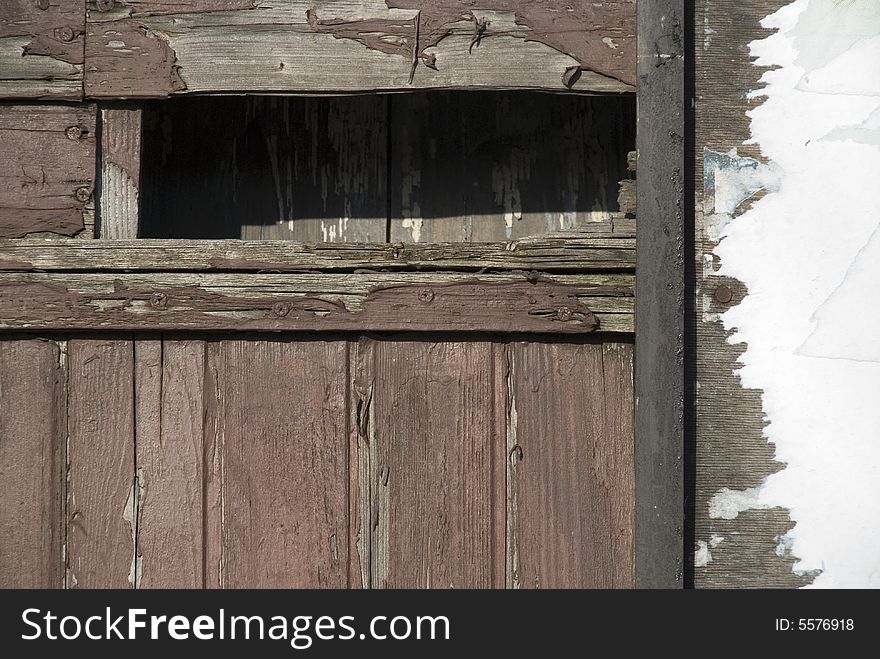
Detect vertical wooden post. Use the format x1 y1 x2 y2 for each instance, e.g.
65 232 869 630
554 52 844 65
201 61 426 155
99 106 142 239
635 0 685 587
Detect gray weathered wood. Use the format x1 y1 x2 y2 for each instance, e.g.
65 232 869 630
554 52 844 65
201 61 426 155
0 233 635 272
100 106 142 239
84 1 634 98
0 1 84 99
0 104 96 238
635 0 684 588
0 338 66 587
389 92 636 242
0 271 634 333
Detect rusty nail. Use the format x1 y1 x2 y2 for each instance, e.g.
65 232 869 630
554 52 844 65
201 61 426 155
55 26 75 43
149 292 167 309
35 0 50 10
74 187 92 202
65 125 83 140
557 306 573 321
272 302 290 317
417 288 435 304
96 0 115 11
714 284 733 304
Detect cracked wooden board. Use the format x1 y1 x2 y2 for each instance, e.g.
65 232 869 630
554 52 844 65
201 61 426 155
0 272 634 333
84 0 634 97
0 104 97 238
0 1 85 99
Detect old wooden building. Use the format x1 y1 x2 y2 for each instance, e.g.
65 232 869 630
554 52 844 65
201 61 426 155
3 1 873 589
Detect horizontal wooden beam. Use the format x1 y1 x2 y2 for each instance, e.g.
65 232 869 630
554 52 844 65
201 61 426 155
0 234 635 273
0 272 633 333
82 1 635 98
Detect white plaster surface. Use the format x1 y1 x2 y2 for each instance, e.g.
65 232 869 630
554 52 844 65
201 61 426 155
712 0 880 587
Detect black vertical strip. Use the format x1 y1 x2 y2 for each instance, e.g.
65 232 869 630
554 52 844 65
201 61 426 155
635 1 686 588
385 95 393 244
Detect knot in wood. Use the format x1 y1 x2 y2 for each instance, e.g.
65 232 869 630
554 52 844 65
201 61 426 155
272 302 291 317
65 126 84 141
96 0 115 11
149 292 168 309
35 0 50 10
74 187 92 203
557 306 573 321
417 288 435 304
55 26 75 43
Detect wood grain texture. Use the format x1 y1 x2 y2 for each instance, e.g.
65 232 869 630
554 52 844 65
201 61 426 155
84 1 634 98
100 107 142 239
215 338 350 587
371 339 505 588
0 272 634 333
0 233 636 272
66 338 137 588
390 93 635 242
136 338 207 588
509 340 633 588
0 338 65 587
693 0 809 589
0 104 96 238
0 1 84 99
140 96 387 241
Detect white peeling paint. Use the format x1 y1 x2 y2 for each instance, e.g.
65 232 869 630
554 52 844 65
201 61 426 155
713 0 880 587
123 467 144 588
694 541 712 568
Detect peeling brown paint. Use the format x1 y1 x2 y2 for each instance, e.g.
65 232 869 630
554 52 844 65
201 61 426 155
85 19 186 97
0 210 85 239
21 30 85 65
101 0 258 17
1 1 85 62
307 1 635 86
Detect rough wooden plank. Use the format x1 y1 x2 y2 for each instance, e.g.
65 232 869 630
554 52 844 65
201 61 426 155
0 272 633 333
693 0 809 589
0 338 65 587
0 104 96 238
371 339 504 588
66 337 136 588
100 106 142 239
84 1 634 98
0 1 84 99
390 92 635 242
136 338 206 588
217 338 349 587
140 96 386 241
635 0 684 588
0 233 636 272
509 340 633 587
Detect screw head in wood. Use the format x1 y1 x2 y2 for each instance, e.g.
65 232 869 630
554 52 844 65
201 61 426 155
35 0 50 10
149 293 168 309
714 284 733 304
272 302 290 317
557 306 573 321
417 288 435 304
74 186 92 202
96 0 115 11
65 125 84 140
55 26 75 43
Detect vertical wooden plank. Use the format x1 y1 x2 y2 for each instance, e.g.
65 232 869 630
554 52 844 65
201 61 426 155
636 0 685 588
511 340 633 588
390 92 635 242
203 339 223 589
371 339 504 588
136 338 206 588
140 96 387 241
0 338 65 587
100 106 142 239
67 338 136 588
218 337 349 588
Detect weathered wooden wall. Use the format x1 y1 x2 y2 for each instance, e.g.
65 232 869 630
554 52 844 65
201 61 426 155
0 334 634 589
692 0 809 587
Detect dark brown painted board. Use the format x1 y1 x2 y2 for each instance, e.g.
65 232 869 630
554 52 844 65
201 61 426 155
389 92 636 242
215 338 350 588
509 340 634 588
0 338 65 587
67 338 137 588
0 104 96 238
140 96 387 241
370 339 505 588
0 1 84 99
136 339 207 588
